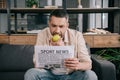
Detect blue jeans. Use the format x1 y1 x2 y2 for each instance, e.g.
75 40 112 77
24 68 98 80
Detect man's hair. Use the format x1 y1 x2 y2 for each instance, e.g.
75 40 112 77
49 9 69 21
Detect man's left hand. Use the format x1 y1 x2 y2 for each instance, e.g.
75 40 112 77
64 58 80 70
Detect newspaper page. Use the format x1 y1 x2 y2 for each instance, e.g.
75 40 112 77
35 46 74 69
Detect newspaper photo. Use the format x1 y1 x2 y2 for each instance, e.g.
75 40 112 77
35 46 74 69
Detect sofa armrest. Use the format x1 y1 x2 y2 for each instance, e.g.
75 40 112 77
91 56 116 80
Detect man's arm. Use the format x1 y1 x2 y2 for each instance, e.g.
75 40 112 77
64 58 92 71
64 32 92 71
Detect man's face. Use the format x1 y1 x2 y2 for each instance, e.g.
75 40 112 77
49 16 69 38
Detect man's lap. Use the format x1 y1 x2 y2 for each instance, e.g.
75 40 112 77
24 68 97 80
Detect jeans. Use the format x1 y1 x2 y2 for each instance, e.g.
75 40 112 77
24 68 98 80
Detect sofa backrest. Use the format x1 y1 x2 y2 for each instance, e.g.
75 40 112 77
0 44 34 71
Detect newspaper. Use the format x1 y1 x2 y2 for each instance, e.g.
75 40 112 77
35 46 74 69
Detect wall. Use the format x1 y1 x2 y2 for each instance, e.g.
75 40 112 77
0 14 7 33
88 0 108 30
0 0 25 33
0 0 119 33
114 0 120 34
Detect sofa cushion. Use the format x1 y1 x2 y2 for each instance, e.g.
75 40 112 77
0 44 34 71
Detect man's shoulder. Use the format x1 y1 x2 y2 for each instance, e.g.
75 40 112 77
68 28 82 36
38 27 49 34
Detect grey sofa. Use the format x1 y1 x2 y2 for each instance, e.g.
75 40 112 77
0 44 116 80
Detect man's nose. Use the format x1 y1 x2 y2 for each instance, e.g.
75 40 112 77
55 27 60 33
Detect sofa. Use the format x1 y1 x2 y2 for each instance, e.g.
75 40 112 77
0 44 116 80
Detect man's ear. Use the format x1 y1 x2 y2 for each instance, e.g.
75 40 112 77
67 22 69 28
48 21 50 27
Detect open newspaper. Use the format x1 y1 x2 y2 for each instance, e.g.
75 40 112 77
35 46 74 69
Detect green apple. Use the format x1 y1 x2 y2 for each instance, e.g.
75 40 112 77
52 34 60 42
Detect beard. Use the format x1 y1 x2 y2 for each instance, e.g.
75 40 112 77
51 31 63 38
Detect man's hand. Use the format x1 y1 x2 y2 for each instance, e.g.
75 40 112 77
64 58 80 70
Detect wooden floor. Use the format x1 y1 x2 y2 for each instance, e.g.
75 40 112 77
0 34 120 48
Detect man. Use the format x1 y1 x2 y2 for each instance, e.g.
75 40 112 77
24 9 98 80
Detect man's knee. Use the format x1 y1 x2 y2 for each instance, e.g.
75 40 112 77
24 68 39 79
24 68 54 80
84 70 98 80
